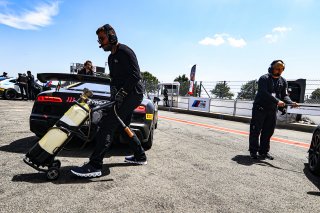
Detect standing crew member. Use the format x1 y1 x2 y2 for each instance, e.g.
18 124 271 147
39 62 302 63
27 70 35 100
163 87 169 107
249 60 298 160
0 72 8 78
71 24 147 178
17 73 29 100
78 60 94 75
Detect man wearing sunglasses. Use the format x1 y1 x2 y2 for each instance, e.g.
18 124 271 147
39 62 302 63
249 60 299 160
71 24 147 178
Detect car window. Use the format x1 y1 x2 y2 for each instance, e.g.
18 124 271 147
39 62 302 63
67 82 110 94
9 80 16 83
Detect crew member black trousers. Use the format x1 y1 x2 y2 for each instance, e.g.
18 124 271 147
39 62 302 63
19 84 28 100
249 106 277 154
89 91 144 169
27 84 35 100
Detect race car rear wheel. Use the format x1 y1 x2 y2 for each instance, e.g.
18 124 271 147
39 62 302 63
308 130 320 175
4 89 17 100
142 127 153 151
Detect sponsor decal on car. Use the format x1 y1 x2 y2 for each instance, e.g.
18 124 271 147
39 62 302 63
146 113 153 120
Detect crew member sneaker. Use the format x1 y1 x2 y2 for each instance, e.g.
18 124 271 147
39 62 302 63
124 155 147 165
259 153 274 160
71 163 102 178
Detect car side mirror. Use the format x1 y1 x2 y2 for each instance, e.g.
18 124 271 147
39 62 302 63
153 97 160 103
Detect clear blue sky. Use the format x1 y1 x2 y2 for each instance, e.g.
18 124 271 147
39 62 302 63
1 0 319 82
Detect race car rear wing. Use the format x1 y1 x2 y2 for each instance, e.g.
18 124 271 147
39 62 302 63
37 73 111 85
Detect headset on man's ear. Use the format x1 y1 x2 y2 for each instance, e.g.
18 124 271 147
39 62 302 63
268 60 285 73
103 24 118 45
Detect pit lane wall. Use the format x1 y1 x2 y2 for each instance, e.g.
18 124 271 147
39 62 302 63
157 96 319 133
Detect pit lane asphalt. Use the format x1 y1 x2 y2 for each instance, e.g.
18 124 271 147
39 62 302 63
0 99 319 213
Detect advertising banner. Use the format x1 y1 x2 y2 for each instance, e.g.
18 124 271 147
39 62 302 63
188 97 210 112
188 64 196 95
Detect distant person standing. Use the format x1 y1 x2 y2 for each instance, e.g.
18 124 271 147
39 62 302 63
249 60 298 160
78 60 94 75
27 70 35 100
17 73 29 100
163 87 169 107
0 72 8 78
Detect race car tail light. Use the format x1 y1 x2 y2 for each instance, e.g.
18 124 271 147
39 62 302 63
134 105 146 113
37 96 63 103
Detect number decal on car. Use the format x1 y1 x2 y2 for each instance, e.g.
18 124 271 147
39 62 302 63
146 114 153 120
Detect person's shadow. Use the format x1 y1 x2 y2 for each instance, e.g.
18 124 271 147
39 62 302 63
1 136 139 183
0 136 133 158
11 162 137 184
303 163 320 196
231 154 302 174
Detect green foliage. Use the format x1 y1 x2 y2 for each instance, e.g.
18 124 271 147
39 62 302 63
193 83 200 97
174 74 189 96
310 88 320 99
174 74 189 83
237 80 258 100
141 71 159 93
210 81 234 99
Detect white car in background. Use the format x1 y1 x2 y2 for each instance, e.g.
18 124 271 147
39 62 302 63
0 78 24 99
0 78 56 100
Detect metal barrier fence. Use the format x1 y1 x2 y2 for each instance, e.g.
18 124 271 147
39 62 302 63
146 79 320 124
155 96 320 125
171 80 320 104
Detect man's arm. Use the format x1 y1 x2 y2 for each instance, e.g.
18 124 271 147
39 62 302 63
281 79 299 107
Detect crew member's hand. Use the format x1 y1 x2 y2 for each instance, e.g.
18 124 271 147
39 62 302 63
277 100 285 107
291 102 299 108
110 86 117 101
115 88 128 108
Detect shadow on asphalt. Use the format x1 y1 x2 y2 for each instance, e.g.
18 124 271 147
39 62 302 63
12 163 137 184
0 136 133 158
3 136 145 183
303 163 320 196
232 155 302 174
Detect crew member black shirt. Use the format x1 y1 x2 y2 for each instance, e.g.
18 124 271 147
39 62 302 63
253 73 293 111
108 43 143 94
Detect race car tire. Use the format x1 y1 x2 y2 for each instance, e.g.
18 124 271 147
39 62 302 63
308 129 320 175
4 89 17 100
142 127 153 151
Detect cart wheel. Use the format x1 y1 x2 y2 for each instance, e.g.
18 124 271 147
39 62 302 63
51 160 61 168
47 167 60 180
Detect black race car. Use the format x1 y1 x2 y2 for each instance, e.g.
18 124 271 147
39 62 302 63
308 124 320 175
30 73 159 150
